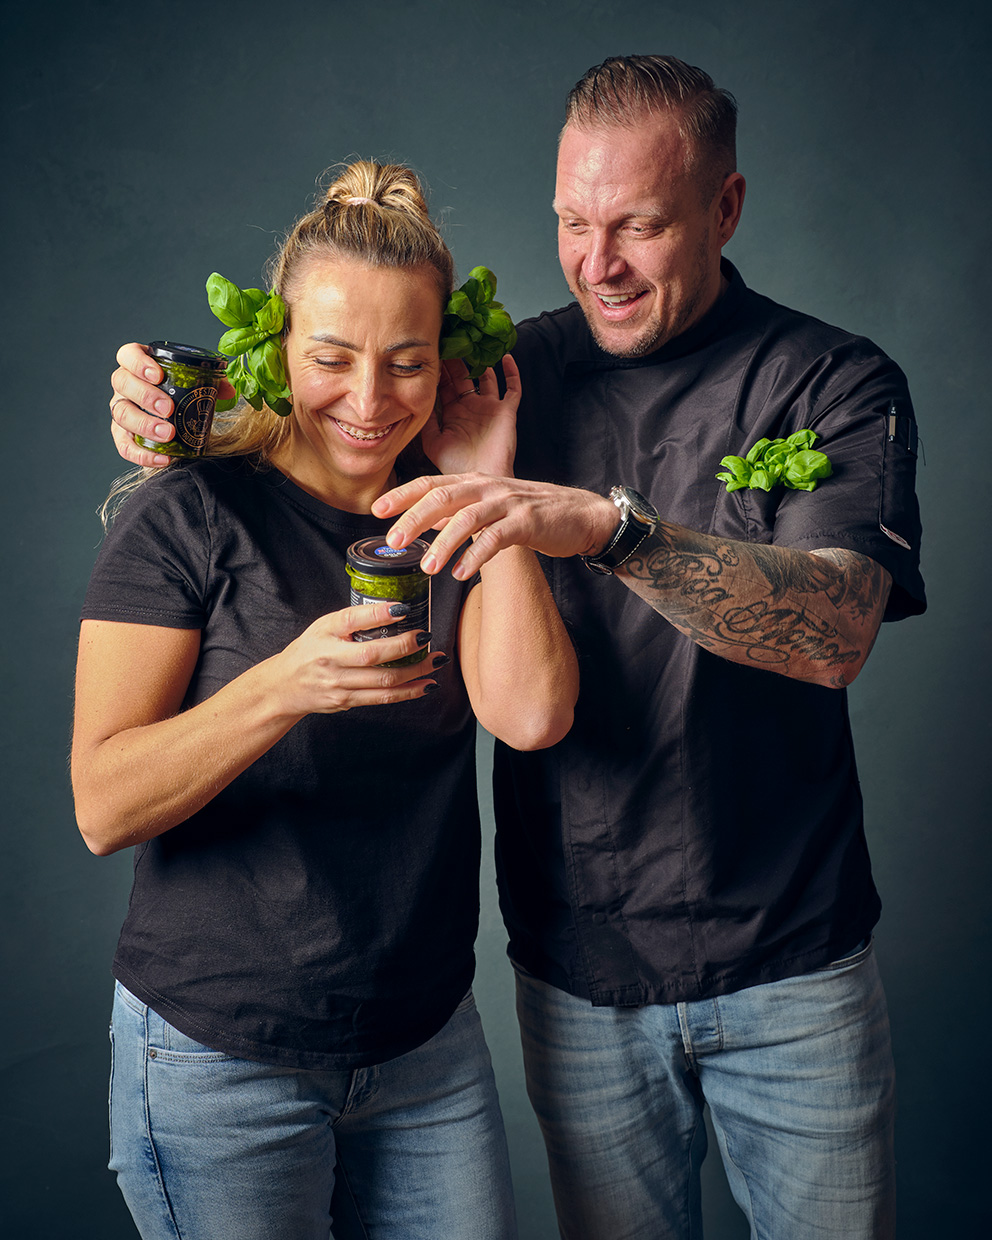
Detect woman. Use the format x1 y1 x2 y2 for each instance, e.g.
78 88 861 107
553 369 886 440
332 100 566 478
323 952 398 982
72 160 577 1240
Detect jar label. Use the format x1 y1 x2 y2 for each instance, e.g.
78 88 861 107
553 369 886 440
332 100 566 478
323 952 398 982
174 386 218 451
350 590 429 641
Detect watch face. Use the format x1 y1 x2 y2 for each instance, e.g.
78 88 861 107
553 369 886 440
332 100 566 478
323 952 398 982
613 486 657 526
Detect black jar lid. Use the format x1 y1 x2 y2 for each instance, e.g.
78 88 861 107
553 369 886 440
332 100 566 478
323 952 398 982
347 537 430 575
147 341 227 370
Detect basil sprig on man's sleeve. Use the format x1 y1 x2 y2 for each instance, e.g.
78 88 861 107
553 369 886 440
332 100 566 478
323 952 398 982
717 430 833 493
206 273 293 417
440 266 517 379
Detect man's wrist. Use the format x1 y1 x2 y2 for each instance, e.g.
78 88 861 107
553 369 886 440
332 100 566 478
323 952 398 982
581 486 660 575
583 493 628 558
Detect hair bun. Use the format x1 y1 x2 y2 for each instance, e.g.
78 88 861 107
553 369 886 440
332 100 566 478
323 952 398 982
323 161 430 221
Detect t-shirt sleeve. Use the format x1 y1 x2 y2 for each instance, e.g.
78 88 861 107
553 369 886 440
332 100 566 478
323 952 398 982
766 345 926 621
81 469 211 629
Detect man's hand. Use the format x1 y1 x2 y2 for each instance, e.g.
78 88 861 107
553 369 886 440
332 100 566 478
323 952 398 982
371 474 620 579
109 342 236 468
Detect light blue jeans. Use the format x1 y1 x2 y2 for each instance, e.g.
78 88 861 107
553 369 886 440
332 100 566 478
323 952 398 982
515 941 895 1239
109 981 517 1239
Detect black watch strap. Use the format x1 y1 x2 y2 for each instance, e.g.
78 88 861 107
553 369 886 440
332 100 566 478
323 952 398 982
581 487 658 576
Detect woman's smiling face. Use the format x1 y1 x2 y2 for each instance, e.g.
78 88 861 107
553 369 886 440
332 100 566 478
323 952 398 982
277 256 443 510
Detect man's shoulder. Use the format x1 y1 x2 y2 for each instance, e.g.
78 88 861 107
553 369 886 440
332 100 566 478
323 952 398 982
735 278 897 371
514 302 593 369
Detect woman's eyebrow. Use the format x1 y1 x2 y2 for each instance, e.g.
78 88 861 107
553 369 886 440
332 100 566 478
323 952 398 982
309 333 433 350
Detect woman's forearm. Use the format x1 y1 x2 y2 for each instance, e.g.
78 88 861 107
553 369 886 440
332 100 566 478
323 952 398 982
459 546 577 750
72 626 303 855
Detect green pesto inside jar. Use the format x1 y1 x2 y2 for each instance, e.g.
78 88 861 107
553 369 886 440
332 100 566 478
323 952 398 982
134 341 227 458
346 537 431 667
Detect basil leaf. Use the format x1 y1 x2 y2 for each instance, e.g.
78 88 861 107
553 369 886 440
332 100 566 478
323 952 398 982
446 289 474 322
468 266 496 302
745 438 772 465
218 324 269 356
254 292 286 336
206 273 264 328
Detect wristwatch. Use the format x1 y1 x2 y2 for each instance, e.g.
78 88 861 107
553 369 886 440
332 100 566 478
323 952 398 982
581 486 659 575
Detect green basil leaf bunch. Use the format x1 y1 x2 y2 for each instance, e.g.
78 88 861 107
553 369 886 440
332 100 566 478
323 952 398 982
440 266 518 379
716 430 833 493
206 272 293 417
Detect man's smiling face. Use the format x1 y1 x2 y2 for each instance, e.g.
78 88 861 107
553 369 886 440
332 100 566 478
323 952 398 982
554 112 739 358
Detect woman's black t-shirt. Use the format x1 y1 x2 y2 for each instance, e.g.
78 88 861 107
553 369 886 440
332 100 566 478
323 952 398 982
81 458 480 1069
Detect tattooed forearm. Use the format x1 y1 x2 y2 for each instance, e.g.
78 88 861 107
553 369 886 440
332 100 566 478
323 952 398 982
618 523 892 687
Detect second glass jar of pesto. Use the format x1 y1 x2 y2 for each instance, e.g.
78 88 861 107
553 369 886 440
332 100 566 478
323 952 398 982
134 341 227 457
346 537 431 667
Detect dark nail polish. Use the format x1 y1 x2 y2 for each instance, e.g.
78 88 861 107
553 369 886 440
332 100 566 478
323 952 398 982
431 654 450 669
416 630 432 647
388 603 411 617
423 681 439 694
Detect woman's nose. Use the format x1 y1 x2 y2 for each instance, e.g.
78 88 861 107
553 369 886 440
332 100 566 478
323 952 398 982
347 369 388 422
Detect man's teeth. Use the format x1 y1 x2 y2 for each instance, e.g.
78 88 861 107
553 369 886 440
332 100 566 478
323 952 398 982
598 292 640 306
336 421 391 441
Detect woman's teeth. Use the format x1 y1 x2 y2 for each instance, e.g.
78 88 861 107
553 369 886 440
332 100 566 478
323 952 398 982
335 420 391 441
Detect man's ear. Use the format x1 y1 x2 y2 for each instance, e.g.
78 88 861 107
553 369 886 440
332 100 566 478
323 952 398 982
717 172 746 246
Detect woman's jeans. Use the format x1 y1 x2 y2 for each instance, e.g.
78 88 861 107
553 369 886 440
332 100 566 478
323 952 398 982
515 941 896 1240
109 981 517 1240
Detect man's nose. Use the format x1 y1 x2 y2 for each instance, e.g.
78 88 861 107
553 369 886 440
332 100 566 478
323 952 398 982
581 232 626 286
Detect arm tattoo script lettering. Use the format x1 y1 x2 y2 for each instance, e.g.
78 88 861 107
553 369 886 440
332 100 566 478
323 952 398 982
618 524 891 686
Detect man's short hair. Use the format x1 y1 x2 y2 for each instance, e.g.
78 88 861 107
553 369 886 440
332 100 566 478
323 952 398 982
563 55 738 200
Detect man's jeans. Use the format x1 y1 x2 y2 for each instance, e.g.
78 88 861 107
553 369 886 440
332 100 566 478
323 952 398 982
109 981 517 1239
515 941 895 1239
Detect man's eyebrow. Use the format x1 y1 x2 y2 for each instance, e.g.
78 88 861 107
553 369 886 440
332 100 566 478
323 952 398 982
551 201 667 222
309 334 434 350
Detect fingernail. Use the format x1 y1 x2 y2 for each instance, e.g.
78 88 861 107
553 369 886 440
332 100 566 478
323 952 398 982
423 682 438 694
420 553 436 574
154 423 173 439
416 631 432 647
431 653 450 669
143 367 158 381
388 603 410 617
154 398 172 416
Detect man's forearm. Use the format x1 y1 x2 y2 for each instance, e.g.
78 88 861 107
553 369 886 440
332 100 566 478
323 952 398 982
616 524 892 688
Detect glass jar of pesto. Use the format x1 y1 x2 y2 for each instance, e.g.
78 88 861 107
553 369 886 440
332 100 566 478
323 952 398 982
346 537 431 667
134 341 227 457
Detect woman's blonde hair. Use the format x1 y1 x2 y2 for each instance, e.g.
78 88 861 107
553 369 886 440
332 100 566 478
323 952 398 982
103 160 452 523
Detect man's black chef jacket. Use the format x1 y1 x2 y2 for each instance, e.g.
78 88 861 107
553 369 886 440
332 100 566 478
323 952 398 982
495 260 926 1008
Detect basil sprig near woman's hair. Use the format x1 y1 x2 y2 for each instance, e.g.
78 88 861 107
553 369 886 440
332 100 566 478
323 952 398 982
440 266 518 379
716 430 833 493
206 273 293 417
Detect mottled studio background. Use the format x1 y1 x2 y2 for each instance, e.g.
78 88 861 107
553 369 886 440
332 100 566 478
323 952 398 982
2 0 989 1235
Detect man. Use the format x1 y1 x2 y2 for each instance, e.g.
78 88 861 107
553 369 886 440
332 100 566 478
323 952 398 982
109 56 925 1239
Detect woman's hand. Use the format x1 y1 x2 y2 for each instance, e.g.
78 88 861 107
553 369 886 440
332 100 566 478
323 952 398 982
265 601 444 718
418 356 520 478
108 342 237 469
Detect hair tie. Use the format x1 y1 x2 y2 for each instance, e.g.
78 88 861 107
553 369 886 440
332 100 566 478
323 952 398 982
345 196 376 205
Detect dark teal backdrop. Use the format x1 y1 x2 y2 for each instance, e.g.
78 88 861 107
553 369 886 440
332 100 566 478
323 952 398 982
2 1 988 1236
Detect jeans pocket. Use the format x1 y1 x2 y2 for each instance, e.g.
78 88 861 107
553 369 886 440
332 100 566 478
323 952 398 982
821 936 873 971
